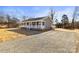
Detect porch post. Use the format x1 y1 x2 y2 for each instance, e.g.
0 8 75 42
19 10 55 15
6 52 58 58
29 22 31 30
41 21 43 30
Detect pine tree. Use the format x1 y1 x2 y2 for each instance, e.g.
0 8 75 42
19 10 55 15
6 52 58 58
61 14 69 28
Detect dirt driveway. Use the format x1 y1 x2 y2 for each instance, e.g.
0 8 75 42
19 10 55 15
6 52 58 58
0 28 76 53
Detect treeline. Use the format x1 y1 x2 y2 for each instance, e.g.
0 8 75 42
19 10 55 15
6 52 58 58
55 14 79 29
0 15 19 28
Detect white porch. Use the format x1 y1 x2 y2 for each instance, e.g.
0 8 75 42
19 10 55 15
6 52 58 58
25 21 46 30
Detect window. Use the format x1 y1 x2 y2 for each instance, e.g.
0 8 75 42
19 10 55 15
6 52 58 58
37 22 39 25
32 22 35 26
42 22 45 25
27 22 29 25
22 23 25 25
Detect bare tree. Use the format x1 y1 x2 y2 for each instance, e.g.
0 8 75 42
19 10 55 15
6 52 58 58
55 19 59 28
6 14 11 28
6 14 19 28
50 9 55 22
72 6 79 29
23 16 26 20
55 19 58 24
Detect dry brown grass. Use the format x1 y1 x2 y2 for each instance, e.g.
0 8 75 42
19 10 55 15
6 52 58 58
0 28 77 42
55 28 75 32
0 28 24 42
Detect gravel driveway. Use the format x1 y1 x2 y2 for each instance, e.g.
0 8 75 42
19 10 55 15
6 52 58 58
0 29 76 53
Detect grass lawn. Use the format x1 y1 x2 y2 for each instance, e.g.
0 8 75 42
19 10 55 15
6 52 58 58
0 28 24 42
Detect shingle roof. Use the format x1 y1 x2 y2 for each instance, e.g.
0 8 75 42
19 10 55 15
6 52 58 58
23 16 47 22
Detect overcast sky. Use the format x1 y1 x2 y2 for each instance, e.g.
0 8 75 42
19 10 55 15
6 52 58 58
0 6 76 22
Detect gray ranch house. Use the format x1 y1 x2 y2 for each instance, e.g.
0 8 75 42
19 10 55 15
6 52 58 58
20 16 53 30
